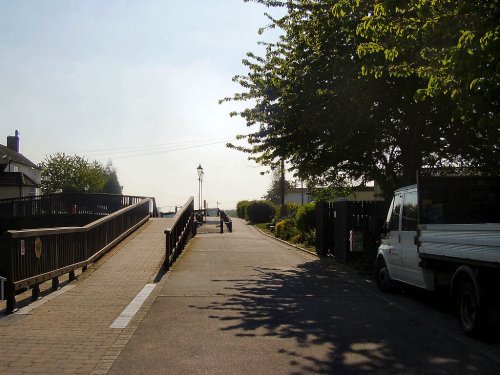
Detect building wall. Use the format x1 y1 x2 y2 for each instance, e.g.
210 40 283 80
284 192 313 205
343 190 384 202
5 162 41 185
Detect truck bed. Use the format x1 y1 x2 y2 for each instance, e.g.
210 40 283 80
418 223 500 266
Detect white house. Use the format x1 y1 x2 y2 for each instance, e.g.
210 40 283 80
284 187 314 205
284 183 385 205
0 131 41 199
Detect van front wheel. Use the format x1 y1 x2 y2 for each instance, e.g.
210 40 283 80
376 259 396 293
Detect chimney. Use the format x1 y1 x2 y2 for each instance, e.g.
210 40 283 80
7 130 20 153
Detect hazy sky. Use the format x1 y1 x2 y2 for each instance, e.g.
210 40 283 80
0 0 283 210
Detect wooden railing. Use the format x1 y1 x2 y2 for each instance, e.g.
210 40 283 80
0 193 158 231
164 197 195 269
219 210 233 233
0 198 153 312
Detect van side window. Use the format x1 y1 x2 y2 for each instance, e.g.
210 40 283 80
390 194 402 231
402 191 418 231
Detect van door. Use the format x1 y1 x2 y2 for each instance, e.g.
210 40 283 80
400 188 426 287
381 193 403 279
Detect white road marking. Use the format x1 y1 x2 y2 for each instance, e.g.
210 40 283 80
110 283 156 329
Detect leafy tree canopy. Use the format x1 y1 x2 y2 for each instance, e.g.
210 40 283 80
40 153 123 194
224 0 499 196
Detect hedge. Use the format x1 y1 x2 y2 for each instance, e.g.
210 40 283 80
245 200 276 223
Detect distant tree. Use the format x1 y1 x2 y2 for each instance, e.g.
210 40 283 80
102 161 123 194
236 200 251 219
262 169 295 204
40 153 123 194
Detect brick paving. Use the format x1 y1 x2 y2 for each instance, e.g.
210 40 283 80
0 218 173 375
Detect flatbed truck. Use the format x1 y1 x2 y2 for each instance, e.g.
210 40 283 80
376 176 500 335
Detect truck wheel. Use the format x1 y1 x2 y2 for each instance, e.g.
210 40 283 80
376 259 396 293
457 281 485 336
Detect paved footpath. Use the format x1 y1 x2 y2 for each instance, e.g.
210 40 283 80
0 218 173 375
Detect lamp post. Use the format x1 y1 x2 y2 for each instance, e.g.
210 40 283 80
197 164 204 214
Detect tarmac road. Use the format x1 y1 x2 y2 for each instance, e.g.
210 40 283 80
109 218 500 375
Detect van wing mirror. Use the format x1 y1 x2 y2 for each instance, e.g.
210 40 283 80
381 222 389 238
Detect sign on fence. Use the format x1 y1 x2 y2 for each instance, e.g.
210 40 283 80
0 276 5 301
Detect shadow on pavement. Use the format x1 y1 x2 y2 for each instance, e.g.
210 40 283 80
192 258 499 374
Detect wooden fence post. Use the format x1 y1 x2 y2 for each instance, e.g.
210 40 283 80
3 234 16 313
334 201 353 263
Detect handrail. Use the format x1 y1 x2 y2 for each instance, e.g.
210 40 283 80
0 198 152 313
0 193 158 232
7 199 150 238
164 196 195 269
219 210 233 233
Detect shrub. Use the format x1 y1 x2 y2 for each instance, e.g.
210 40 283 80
276 218 300 241
246 200 276 223
303 229 316 247
295 202 316 233
236 200 251 219
276 202 300 219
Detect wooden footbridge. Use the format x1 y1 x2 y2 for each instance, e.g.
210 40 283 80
0 193 202 312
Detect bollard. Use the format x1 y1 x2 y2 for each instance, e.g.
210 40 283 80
220 219 224 234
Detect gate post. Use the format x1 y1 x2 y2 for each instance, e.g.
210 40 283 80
315 201 330 257
334 201 353 263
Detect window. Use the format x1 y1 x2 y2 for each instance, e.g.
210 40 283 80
402 191 418 231
389 194 403 231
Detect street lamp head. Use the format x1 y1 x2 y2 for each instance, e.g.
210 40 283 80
197 164 204 178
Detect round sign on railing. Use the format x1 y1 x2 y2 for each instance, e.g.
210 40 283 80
35 237 42 258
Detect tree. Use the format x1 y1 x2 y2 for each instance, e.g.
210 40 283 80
262 168 295 204
40 153 123 194
223 0 499 196
337 0 500 175
102 161 123 194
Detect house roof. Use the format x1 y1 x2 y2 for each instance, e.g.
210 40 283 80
0 171 40 187
0 144 39 170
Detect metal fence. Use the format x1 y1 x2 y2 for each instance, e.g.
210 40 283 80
0 197 153 312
